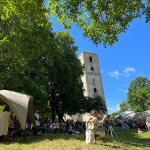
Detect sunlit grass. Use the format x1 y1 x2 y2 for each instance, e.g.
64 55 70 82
0 128 150 150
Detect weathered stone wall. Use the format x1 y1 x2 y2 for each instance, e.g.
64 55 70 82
78 51 105 100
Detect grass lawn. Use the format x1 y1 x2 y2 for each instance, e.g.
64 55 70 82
0 127 150 150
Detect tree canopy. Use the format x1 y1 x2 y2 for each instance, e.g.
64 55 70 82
48 0 149 47
119 100 129 113
127 76 150 112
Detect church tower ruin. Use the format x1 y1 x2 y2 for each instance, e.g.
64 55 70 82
78 51 105 101
64 51 106 122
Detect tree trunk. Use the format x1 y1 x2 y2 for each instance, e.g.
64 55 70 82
58 113 64 121
51 88 55 121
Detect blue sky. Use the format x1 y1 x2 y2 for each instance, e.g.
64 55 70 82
45 1 150 114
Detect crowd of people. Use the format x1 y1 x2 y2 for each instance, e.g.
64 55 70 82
0 106 150 143
105 118 150 129
37 119 86 135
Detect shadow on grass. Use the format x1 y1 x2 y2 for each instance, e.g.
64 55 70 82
1 133 86 145
1 128 150 149
102 127 150 149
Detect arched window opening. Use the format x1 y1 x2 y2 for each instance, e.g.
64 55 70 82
91 67 94 71
94 88 97 93
89 56 92 62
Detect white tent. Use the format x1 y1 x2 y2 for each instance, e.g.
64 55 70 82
115 114 120 119
0 90 36 130
119 111 134 118
140 110 150 120
125 112 138 118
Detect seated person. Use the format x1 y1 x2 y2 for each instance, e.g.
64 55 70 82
45 122 51 133
67 124 73 134
15 120 22 136
138 128 143 134
59 121 66 133
121 123 129 129
0 106 14 141
53 121 58 133
86 110 108 144
67 124 79 135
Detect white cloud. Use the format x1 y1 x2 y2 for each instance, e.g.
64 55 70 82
124 67 135 77
107 67 135 79
108 104 120 114
107 70 120 79
118 88 128 93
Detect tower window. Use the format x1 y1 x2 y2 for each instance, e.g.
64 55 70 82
93 79 95 83
91 67 94 71
89 57 92 62
94 88 97 93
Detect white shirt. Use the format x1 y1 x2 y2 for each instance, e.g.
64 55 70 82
35 113 40 126
86 116 104 144
0 111 10 136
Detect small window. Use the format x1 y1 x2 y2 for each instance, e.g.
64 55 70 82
93 79 95 83
94 88 97 93
91 67 94 71
89 57 92 62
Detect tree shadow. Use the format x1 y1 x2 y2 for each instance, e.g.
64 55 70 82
102 127 150 149
1 128 150 149
0 133 86 145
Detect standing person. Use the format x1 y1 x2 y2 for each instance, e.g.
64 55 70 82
146 120 150 130
33 109 40 135
86 110 108 144
0 106 14 141
35 110 40 127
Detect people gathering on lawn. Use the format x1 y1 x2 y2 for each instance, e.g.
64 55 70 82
106 117 148 129
0 107 150 143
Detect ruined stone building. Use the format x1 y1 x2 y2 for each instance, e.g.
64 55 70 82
78 51 105 99
64 51 106 122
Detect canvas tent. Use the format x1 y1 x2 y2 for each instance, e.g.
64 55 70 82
115 114 120 119
140 110 150 120
125 112 138 118
119 111 134 118
0 90 36 130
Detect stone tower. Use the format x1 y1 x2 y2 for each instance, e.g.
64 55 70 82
63 51 106 122
78 51 105 101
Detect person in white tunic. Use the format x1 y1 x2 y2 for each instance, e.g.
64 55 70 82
86 110 108 144
35 110 40 127
0 106 14 138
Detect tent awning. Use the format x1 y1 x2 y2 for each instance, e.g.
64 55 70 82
140 110 150 119
119 111 134 118
0 90 36 130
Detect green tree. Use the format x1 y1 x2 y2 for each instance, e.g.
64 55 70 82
119 100 129 113
109 112 119 119
145 0 150 23
127 76 150 112
46 31 84 120
48 0 148 46
0 1 61 109
76 95 107 114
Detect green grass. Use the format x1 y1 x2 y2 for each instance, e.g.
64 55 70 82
0 128 150 150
